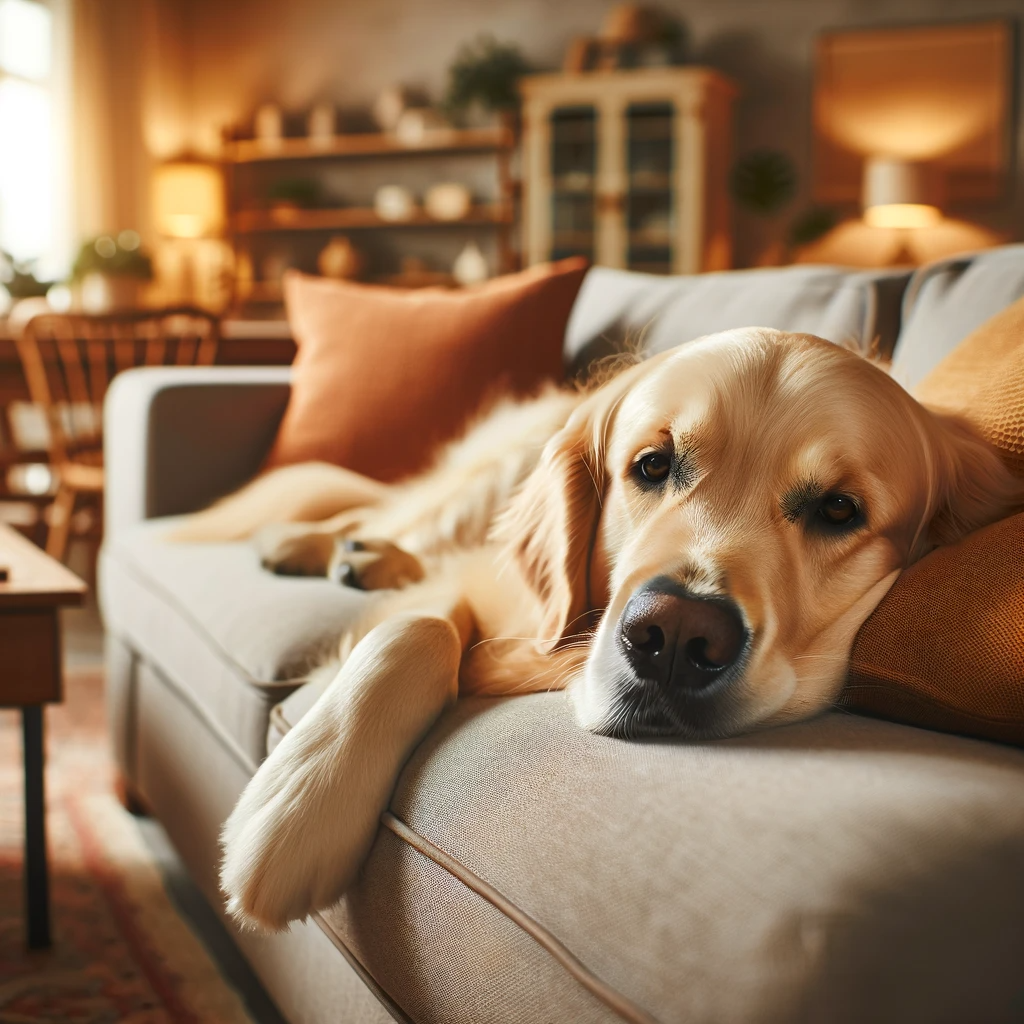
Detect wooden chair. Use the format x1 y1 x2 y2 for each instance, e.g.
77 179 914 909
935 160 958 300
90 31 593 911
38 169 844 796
16 309 220 561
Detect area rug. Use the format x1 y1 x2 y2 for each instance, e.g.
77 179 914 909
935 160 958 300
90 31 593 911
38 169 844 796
0 671 253 1022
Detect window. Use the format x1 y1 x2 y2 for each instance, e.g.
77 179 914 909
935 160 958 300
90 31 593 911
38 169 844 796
0 0 66 275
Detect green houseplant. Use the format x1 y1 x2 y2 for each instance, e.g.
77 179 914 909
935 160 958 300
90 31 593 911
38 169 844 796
72 232 154 312
443 36 529 123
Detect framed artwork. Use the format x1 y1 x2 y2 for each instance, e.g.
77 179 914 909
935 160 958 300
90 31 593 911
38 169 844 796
813 20 1014 204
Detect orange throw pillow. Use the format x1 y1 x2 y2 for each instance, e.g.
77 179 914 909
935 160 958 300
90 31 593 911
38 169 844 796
266 259 588 481
843 295 1024 745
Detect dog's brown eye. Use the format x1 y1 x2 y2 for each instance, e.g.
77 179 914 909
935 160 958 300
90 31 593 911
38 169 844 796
637 452 671 484
818 494 858 526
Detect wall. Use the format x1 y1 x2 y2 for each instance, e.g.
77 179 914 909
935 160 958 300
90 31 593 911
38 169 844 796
176 0 1024 268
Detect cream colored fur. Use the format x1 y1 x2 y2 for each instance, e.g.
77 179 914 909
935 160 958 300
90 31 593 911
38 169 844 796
172 330 1024 932
220 614 464 931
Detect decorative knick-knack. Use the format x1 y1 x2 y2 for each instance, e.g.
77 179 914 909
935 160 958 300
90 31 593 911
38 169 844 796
425 183 472 221
374 186 416 222
317 236 364 280
395 108 450 147
373 86 411 132
255 104 283 149
307 102 335 148
452 242 488 286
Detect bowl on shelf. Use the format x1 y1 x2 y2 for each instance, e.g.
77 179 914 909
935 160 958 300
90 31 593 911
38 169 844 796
424 183 473 221
374 185 417 222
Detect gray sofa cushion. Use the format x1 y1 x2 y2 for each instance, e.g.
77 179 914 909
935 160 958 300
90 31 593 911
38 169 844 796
892 245 1024 390
268 689 1024 1024
100 519 367 767
565 265 911 371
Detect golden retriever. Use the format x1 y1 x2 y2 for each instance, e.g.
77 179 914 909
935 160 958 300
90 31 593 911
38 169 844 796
172 327 1023 932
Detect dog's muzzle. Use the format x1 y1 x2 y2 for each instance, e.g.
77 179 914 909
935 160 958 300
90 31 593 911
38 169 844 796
612 576 750 737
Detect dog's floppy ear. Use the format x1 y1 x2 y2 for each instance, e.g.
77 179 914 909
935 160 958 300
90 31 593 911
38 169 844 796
502 403 606 649
501 357 655 648
926 411 1024 547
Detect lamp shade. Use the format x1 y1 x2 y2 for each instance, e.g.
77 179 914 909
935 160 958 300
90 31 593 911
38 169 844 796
153 160 224 239
862 157 941 229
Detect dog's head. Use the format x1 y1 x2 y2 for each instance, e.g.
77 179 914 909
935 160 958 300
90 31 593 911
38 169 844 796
507 328 1023 739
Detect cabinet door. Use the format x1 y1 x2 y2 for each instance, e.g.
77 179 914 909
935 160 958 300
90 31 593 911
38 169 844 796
548 105 598 263
625 101 675 274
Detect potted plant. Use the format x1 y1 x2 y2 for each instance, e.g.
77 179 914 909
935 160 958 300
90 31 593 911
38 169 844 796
267 178 321 224
72 232 154 312
443 36 529 126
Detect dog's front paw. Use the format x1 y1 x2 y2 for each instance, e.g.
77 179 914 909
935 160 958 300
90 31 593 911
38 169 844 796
219 747 378 932
328 538 425 591
218 616 460 932
254 524 336 577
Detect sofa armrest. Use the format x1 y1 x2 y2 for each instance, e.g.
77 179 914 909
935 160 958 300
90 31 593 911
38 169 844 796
104 366 292 538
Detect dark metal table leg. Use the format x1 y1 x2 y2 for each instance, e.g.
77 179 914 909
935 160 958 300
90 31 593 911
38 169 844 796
22 705 50 949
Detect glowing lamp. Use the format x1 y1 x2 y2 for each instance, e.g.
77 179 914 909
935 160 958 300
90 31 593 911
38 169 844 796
153 159 224 239
862 157 941 230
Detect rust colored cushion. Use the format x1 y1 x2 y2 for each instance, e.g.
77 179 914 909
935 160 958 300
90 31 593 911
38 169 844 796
843 295 1024 745
266 259 588 481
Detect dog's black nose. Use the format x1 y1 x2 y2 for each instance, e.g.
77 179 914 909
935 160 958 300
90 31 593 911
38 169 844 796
618 579 747 693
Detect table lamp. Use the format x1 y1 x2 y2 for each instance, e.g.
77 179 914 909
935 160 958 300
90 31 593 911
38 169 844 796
152 158 224 303
862 157 941 230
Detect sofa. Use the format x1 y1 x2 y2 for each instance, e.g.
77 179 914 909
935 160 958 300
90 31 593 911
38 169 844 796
100 249 1024 1024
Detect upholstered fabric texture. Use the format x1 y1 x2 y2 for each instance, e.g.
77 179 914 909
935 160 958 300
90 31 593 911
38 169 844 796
275 693 1024 1024
845 295 1024 745
266 259 588 481
891 244 1024 390
564 264 911 372
101 518 370 766
913 293 1024 475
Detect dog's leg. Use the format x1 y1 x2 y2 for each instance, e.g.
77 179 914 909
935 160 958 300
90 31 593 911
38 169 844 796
220 612 463 932
170 462 387 543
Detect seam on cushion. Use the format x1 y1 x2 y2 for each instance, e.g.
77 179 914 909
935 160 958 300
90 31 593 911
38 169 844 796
899 256 971 326
269 701 289 736
380 810 662 1024
860 280 877 350
106 541 313 689
310 911 414 1024
840 682 1024 727
111 627 261 775
272 701 661 1022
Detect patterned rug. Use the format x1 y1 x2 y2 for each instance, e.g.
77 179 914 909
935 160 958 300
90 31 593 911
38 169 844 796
0 671 253 1022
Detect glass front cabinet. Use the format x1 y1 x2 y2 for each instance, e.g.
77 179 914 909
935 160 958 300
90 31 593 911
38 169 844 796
521 68 737 274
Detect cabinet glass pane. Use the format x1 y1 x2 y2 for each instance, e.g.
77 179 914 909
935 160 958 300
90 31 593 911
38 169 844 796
550 106 596 262
627 102 673 274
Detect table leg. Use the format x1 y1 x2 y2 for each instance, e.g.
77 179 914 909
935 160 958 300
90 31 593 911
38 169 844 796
22 705 50 949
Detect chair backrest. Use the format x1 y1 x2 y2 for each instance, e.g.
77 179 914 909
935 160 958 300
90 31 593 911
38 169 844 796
16 308 219 464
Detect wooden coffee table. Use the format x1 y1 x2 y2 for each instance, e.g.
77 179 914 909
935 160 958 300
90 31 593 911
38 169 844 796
0 524 86 948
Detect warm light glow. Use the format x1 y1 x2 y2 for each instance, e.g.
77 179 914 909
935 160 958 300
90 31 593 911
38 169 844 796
791 216 1002 269
863 203 942 230
152 161 224 239
862 157 941 230
816 23 1007 161
0 0 51 81
0 76 53 260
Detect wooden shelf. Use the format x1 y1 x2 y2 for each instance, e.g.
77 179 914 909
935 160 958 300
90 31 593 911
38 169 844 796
234 203 513 233
552 231 595 248
225 127 514 164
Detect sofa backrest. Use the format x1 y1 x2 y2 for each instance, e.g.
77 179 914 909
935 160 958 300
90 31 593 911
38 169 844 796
564 264 911 372
891 245 1024 390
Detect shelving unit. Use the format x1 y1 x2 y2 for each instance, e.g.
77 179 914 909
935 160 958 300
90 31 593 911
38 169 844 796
233 201 513 234
221 125 518 304
226 126 513 163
